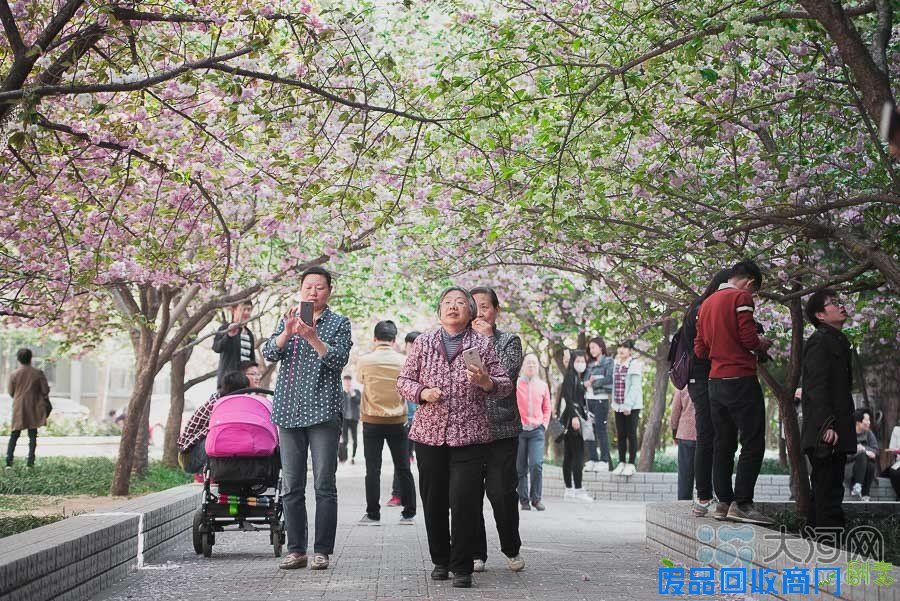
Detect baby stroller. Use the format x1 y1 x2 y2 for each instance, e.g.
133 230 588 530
191 387 285 558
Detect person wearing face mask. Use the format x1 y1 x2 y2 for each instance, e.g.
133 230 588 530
557 351 593 502
610 341 643 477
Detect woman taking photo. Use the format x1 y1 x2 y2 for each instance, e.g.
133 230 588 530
583 337 613 472
611 340 643 477
397 286 512 589
557 350 593 502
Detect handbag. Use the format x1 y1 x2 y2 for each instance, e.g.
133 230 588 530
578 412 595 442
43 396 53 419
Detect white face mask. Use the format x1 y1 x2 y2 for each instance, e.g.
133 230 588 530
573 362 586 374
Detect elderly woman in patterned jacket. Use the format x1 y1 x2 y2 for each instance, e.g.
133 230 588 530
469 286 525 574
397 286 512 589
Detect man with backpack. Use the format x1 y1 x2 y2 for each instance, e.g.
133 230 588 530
694 261 773 525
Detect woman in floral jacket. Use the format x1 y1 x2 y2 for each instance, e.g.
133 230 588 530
397 286 512 589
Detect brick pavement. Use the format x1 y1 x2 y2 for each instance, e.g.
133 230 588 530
91 460 696 601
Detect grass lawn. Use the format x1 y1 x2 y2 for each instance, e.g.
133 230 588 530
0 457 193 539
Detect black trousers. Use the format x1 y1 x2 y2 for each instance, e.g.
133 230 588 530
848 453 876 495
363 423 416 519
614 409 640 464
416 442 486 575
6 428 37 467
709 376 766 505
562 430 584 488
806 451 846 532
391 424 414 497
689 377 714 501
340 419 358 460
475 436 521 561
676 440 696 500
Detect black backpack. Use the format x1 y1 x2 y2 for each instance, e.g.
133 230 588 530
667 325 692 390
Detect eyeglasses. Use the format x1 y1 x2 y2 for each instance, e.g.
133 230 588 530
440 300 469 309
824 297 846 308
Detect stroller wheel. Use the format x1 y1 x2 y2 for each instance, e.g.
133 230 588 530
191 510 204 555
201 532 213 558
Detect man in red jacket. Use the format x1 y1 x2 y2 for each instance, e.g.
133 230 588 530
695 261 773 525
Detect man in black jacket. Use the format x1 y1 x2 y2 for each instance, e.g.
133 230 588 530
800 289 855 536
212 300 256 387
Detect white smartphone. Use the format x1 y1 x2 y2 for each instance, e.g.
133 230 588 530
462 348 484 371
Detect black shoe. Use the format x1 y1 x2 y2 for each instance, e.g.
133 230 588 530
431 565 449 580
452 574 473 588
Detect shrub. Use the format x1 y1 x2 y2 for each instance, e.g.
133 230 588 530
0 457 191 496
0 515 65 539
1 418 121 437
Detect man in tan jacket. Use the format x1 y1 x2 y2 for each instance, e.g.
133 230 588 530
356 320 416 524
6 348 50 471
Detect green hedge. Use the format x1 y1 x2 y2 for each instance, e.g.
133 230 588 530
0 514 65 539
0 418 120 437
0 457 192 496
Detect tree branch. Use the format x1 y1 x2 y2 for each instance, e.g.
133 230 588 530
0 46 255 103
0 0 24 56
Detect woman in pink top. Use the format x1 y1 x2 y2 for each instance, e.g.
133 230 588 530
396 286 512 588
670 387 697 501
516 354 551 511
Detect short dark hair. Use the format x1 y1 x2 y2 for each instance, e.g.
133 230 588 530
618 339 635 351
16 348 32 365
374 320 398 342
805 288 837 328
301 266 332 289
238 360 259 372
234 299 253 308
731 260 763 290
343 374 352 381
470 286 500 309
854 408 871 423
220 371 250 395
586 336 607 360
404 331 421 344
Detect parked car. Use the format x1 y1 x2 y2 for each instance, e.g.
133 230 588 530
0 394 90 425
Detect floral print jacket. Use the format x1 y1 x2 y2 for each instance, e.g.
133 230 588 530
397 326 513 447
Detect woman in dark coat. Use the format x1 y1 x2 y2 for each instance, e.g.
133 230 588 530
557 350 592 502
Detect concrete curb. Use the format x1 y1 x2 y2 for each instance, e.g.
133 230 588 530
0 484 200 601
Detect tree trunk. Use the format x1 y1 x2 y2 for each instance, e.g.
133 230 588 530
760 296 810 514
110 341 158 495
132 387 152 476
637 319 674 472
863 346 900 467
162 348 190 467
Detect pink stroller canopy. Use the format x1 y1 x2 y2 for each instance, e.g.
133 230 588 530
205 393 278 457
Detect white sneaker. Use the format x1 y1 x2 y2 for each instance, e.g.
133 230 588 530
611 463 626 476
573 488 594 502
564 487 575 499
861 496 871 502
850 483 862 500
596 461 609 472
506 554 525 572
473 559 486 572
584 461 595 472
623 463 636 477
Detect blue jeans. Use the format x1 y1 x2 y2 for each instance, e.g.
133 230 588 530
516 426 545 503
279 419 341 555
587 398 611 462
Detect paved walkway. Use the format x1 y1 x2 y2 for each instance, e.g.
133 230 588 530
93 460 691 601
